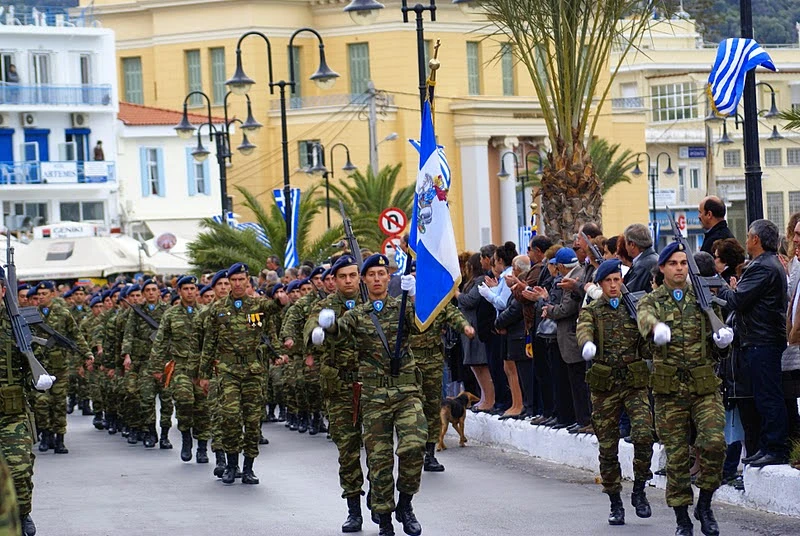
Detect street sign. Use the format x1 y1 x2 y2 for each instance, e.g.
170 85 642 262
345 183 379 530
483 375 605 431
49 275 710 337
381 235 403 257
379 207 407 236
653 188 676 207
679 146 707 159
675 211 688 238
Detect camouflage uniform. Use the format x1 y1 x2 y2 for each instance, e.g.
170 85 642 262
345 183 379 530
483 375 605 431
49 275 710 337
152 303 208 440
282 292 325 423
0 451 20 536
68 305 90 406
576 296 654 495
0 304 35 521
637 284 726 507
304 291 364 498
328 296 426 515
105 307 127 428
80 311 106 419
195 304 222 452
199 294 271 459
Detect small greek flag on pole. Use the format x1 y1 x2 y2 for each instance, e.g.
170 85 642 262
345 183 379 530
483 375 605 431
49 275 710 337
707 38 776 117
273 188 301 269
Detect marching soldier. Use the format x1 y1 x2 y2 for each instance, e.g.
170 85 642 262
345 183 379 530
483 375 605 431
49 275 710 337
576 259 654 526
66 286 91 417
280 279 304 431
198 285 215 306
81 295 107 430
637 242 732 536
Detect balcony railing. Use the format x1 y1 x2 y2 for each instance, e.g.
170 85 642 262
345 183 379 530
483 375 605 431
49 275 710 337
611 96 645 109
1 3 99 28
271 93 395 111
0 160 115 185
0 83 112 106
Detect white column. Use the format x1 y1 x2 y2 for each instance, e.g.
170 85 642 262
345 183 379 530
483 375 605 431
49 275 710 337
499 150 519 245
458 138 492 251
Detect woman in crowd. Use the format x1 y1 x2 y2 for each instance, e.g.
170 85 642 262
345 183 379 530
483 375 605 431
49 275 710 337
712 238 746 284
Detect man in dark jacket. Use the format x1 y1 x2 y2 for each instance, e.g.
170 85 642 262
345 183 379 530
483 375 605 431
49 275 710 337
717 219 788 467
623 223 658 293
699 196 735 254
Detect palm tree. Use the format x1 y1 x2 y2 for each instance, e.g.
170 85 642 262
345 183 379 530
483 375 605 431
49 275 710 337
778 108 800 130
480 0 673 239
589 138 637 194
187 184 344 273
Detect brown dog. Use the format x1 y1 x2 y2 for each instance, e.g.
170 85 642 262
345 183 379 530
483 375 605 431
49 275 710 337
437 391 480 451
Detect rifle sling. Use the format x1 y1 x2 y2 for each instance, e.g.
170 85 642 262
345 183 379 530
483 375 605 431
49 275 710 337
132 305 159 330
368 311 394 361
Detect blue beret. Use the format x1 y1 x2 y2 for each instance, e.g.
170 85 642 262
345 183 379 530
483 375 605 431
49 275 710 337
309 266 325 278
89 296 102 307
100 290 111 300
594 259 623 283
299 278 313 287
211 270 228 287
160 288 170 296
26 287 38 298
321 267 332 280
268 283 285 298
63 287 76 298
286 280 301 293
119 286 130 299
17 283 30 292
658 241 686 266
331 255 357 276
256 288 266 296
36 281 55 291
228 262 249 276
199 285 214 296
170 293 181 304
177 275 197 288
128 284 142 293
110 287 121 297
360 254 389 276
142 278 158 290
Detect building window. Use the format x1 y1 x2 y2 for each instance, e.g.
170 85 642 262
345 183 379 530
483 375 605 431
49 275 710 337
690 168 700 189
31 52 51 84
298 140 320 170
185 50 202 107
467 41 481 95
766 192 784 230
789 191 800 215
186 146 210 196
194 161 206 194
764 148 782 167
209 47 226 105
60 201 104 222
0 52 15 83
501 43 515 96
140 147 164 197
723 149 741 168
651 82 697 122
289 45 302 108
122 57 143 104
788 148 800 166
79 54 91 85
348 43 371 97
791 85 800 113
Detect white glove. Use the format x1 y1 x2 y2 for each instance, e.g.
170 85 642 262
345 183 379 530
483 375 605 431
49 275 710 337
713 327 734 349
581 342 596 361
34 374 56 391
653 322 671 346
478 283 492 299
319 308 336 329
311 327 326 346
401 274 416 296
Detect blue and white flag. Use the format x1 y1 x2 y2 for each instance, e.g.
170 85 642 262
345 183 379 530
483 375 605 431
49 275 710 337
409 139 451 189
394 246 408 275
707 38 776 117
409 102 461 330
273 188 301 269
211 212 237 226
237 222 270 247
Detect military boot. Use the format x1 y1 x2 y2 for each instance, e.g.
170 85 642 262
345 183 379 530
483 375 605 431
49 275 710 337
81 399 93 416
395 492 422 536
196 440 209 464
367 489 380 525
159 427 173 449
143 425 157 448
631 480 652 518
309 412 320 436
92 411 105 430
20 513 36 536
213 450 226 478
107 414 118 435
674 505 694 536
47 433 56 450
120 424 129 438
221 452 239 484
319 417 328 434
608 493 625 525
693 490 719 536
127 427 138 444
278 405 287 422
342 496 363 533
241 456 259 485
378 513 395 536
180 431 193 462
268 404 278 422
53 433 69 454
38 431 50 453
298 412 309 434
258 431 270 445
288 413 298 431
67 394 77 415
423 442 445 472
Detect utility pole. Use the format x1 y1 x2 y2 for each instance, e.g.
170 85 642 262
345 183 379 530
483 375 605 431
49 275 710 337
368 80 379 173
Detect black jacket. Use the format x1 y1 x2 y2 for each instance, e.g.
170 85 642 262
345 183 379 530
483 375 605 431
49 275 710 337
623 247 658 293
700 221 735 254
495 295 526 359
717 251 787 347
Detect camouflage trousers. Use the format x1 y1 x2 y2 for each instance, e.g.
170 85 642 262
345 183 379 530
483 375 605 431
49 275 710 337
122 368 143 429
104 372 120 417
327 388 365 499
304 359 322 414
31 368 68 434
590 384 654 495
67 355 89 401
138 367 174 430
0 413 34 516
171 366 209 440
89 367 105 415
217 366 263 459
267 362 284 407
362 386 426 514
416 355 444 444
293 357 309 414
0 450 20 536
283 356 297 415
209 374 223 453
655 385 725 507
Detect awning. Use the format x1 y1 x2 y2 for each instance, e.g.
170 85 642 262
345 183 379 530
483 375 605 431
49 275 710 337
140 235 193 275
145 219 204 243
13 236 143 281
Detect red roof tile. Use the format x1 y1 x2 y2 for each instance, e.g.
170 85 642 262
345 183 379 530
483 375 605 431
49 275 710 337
118 101 226 126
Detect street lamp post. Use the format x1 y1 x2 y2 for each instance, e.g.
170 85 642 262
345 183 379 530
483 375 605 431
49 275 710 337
310 142 357 229
740 0 764 224
225 29 339 240
632 151 674 251
498 149 543 227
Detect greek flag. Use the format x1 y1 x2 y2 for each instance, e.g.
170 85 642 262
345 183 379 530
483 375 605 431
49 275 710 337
409 102 461 330
394 247 408 274
211 213 269 246
707 38 776 117
273 188 301 269
409 139 451 189
518 226 532 254
211 212 237 226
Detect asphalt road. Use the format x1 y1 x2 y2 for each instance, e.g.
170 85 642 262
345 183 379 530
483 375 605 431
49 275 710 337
31 413 800 536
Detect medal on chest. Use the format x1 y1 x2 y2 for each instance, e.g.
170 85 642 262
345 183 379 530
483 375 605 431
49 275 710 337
247 312 264 327
373 300 384 312
345 299 356 310
609 297 620 310
672 289 684 303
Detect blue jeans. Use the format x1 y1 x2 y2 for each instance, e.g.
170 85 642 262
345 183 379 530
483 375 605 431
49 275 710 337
746 345 788 457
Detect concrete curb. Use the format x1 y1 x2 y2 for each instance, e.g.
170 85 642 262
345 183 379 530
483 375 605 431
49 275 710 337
445 412 800 517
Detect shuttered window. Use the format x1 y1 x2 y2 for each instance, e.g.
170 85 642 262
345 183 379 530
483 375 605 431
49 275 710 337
467 41 481 95
185 50 202 107
209 47 226 105
348 43 371 96
122 57 143 104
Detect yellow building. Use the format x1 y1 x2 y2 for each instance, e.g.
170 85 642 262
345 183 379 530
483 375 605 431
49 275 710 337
84 0 649 251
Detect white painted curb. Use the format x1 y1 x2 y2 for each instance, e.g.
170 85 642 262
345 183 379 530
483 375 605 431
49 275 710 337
445 412 800 517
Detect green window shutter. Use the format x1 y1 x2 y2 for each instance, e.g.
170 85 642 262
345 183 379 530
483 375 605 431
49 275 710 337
348 43 371 97
534 45 548 92
289 45 302 108
122 57 143 104
501 43 514 96
466 42 480 95
185 50 202 107
209 48 226 105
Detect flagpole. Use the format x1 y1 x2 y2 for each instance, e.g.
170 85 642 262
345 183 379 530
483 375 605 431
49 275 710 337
740 0 764 223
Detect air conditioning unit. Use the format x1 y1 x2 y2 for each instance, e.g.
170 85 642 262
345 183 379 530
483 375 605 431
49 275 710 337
71 113 89 128
19 113 38 128
0 113 7 127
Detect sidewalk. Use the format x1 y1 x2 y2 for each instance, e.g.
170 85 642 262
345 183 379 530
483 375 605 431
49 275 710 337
446 412 800 517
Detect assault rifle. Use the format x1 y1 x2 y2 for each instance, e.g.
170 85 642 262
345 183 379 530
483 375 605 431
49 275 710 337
665 207 728 333
21 310 79 352
121 298 159 342
580 231 643 320
2 232 51 383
